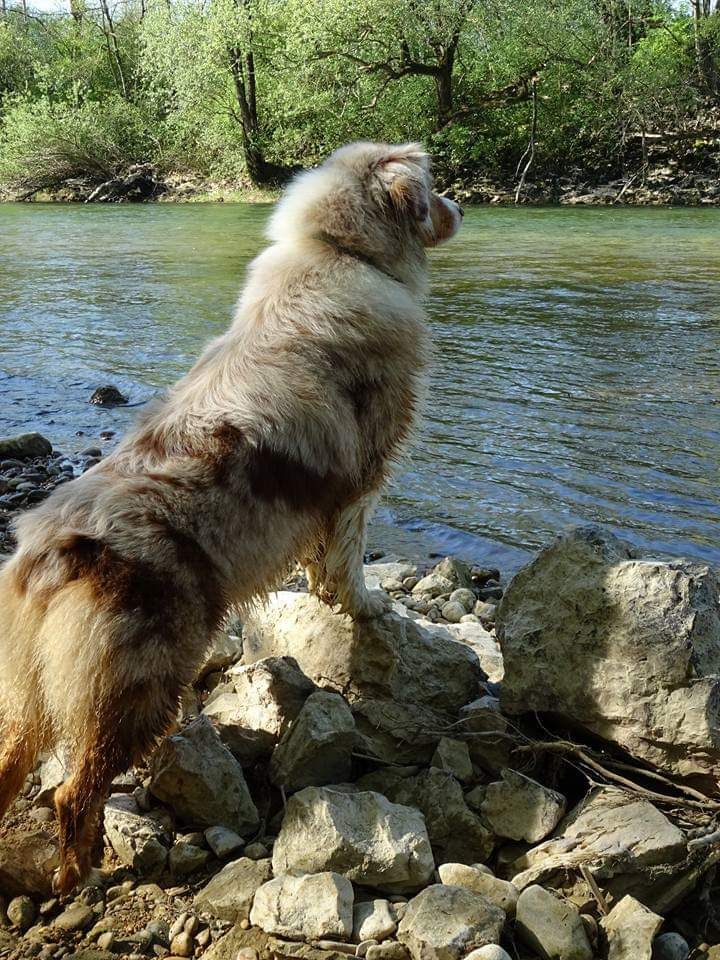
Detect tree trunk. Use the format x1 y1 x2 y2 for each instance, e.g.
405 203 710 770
691 0 719 97
98 0 128 98
433 35 458 130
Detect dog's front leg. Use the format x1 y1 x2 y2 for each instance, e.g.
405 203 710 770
321 494 389 620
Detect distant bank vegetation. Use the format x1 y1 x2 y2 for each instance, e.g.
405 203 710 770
0 0 718 200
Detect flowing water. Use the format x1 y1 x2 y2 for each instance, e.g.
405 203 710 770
1 202 718 572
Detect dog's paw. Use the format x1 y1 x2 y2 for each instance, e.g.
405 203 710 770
52 861 82 898
344 589 391 621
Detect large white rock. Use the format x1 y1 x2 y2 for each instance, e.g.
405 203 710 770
242 592 482 714
601 895 662 960
270 690 356 791
194 856 272 922
352 899 397 943
149 716 259 835
496 527 720 785
104 794 172 877
272 787 435 893
397 884 505 960
481 769 566 842
249 872 354 941
443 621 504 683
509 786 687 909
204 656 316 762
437 863 518 916
516 885 592 960
364 562 418 591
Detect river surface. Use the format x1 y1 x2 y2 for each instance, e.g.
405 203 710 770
1 203 719 572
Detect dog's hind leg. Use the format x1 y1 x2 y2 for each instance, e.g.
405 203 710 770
0 723 44 820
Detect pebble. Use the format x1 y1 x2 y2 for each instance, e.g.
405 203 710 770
243 841 269 860
52 903 96 933
653 932 690 960
169 931 193 957
204 825 244 859
7 895 36 931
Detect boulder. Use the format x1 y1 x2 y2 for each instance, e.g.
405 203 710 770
364 563 418 591
411 573 454 598
194 857 272 923
352 899 397 943
0 433 52 460
197 629 243 680
601 895 662 960
386 768 494 865
272 787 435 893
242 593 482 714
204 825 244 860
0 828 59 896
250 873 354 941
464 949 512 960
516 885 592 960
496 527 720 785
509 786 687 909
104 794 172 877
204 657 316 762
397 884 505 960
653 933 690 960
437 864 518 915
168 840 211 876
270 690 356 791
149 716 259 835
352 699 448 766
433 557 474 589
430 738 473 783
443 621 504 683
481 769 566 842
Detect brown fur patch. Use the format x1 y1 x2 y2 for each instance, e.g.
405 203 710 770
246 443 357 513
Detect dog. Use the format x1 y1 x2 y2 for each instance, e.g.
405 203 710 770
0 140 462 893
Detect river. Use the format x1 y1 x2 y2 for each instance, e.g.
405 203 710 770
1 202 718 572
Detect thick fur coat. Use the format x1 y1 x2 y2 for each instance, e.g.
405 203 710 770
0 140 462 892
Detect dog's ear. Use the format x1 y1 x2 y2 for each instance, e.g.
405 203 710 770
375 144 430 221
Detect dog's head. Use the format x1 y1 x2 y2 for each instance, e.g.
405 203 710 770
268 141 463 260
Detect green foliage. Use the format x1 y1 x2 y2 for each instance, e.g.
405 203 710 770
0 0 717 193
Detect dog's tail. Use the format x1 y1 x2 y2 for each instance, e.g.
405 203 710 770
0 558 49 819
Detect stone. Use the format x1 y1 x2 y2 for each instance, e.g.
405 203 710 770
270 690 356 791
387 768 494 865
104 794 172 877
194 857 272 923
497 526 720 786
352 900 396 943
397 884 505 960
0 829 59 896
90 385 128 406
515 885 592 960
244 841 269 860
150 716 259 835
352 699 450 766
366 945 410 960
243 593 482 714
441 601 466 623
450 588 477 612
35 749 70 805
457 698 512 774
168 840 211 876
197 630 243 680
170 931 193 957
412 573 454 597
437 864 518 915
481 769 566 842
7 895 36 931
250 873 354 941
508 786 687 909
430 738 473 782
464 949 512 960
0 433 52 460
443 622 504 683
601 895 662 960
204 657 316 762
364 563 418 592
433 557 474 589
53 904 96 933
272 787 435 893
653 933 690 960
204 825 244 860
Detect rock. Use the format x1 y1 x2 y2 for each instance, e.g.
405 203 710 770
198 630 243 679
457 697 512 774
653 933 690 960
508 786 687 908
387 768 494 865
366 945 410 960
433 557 474 589
35 749 70 805
481 769 566 842
0 433 52 460
104 794 172 877
450 588 477 612
244 841 269 860
243 593 482 714
170 931 194 957
441 601 466 623
150 716 259 835
272 787 435 893
364 563 418 592
194 856 272 923
204 657 316 762
270 690 356 791
515 885 592 960
89 385 128 406
250 873 354 941
7 895 36 931
169 840 211 876
352 900 397 943
497 526 720 786
204 825 244 860
430 738 473 782
352 699 450 766
0 829 59 896
411 573 454 598
464 949 512 960
443 622 504 683
436 864 518 915
53 903 96 933
397 884 505 960
601 895 662 960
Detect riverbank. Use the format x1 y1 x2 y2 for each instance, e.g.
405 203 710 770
0 429 718 958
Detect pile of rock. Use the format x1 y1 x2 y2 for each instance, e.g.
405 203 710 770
0 505 719 958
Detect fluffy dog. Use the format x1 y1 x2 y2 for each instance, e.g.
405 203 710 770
0 141 462 893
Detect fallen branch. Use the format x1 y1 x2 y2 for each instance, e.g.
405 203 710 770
515 79 538 204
